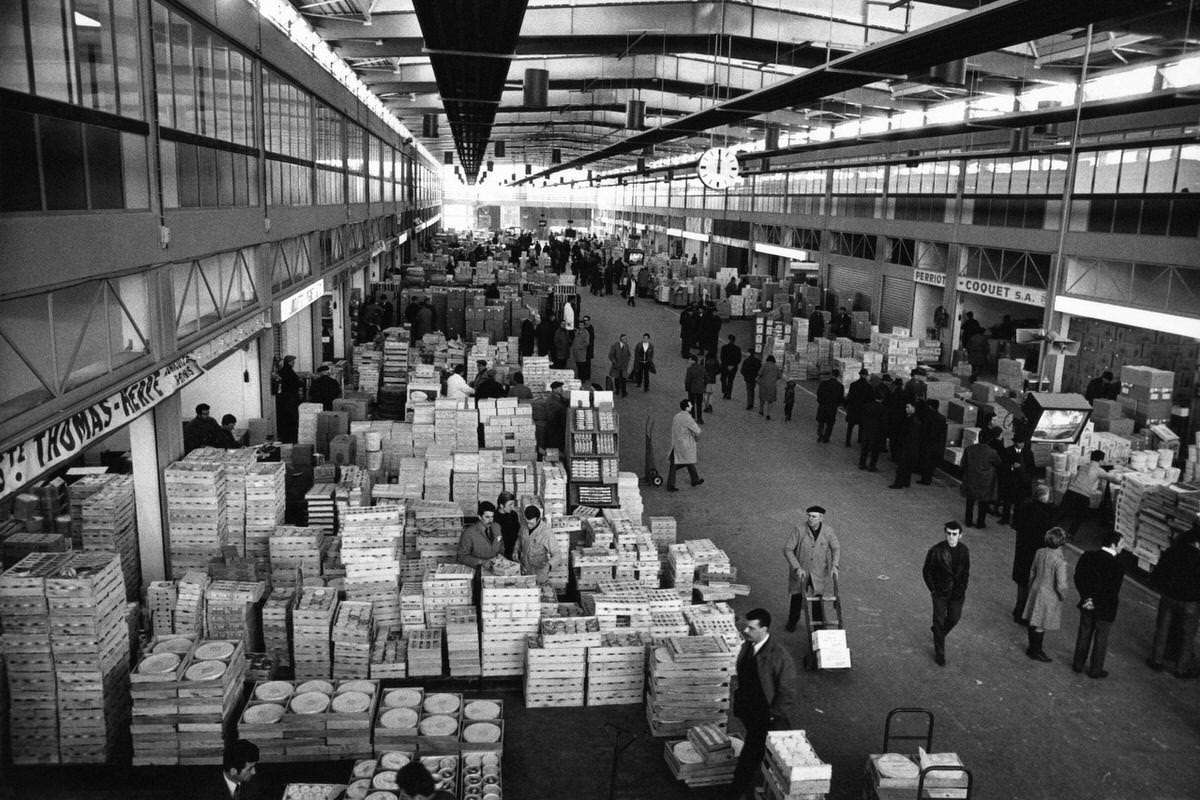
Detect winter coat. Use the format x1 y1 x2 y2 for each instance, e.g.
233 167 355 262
1074 548 1124 622
757 362 782 403
703 354 720 384
1023 546 1069 630
858 401 888 449
516 520 557 586
844 377 874 423
741 354 762 383
608 341 631 379
960 442 1002 501
784 522 840 596
1011 499 1055 584
670 409 701 465
815 378 845 423
632 341 656 378
571 326 591 363
552 327 572 362
684 362 708 395
923 540 970 599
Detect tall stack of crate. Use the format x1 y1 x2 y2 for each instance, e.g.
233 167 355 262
263 587 296 669
422 565 472 629
340 505 404 631
452 452 480 515
46 551 131 762
165 461 228 578
480 575 541 677
445 605 482 677
176 639 247 765
80 474 140 599
269 526 324 587
332 601 375 679
203 580 266 649
1 552 71 763
293 587 339 679
524 633 585 708
244 462 287 570
69 474 116 549
411 500 462 572
645 635 732 737
586 631 646 706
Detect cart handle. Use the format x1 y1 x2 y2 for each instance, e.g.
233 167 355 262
883 707 935 753
916 765 973 800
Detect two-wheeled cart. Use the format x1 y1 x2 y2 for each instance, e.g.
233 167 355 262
642 416 663 486
801 573 846 671
861 708 974 799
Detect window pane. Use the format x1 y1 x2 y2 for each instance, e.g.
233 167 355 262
1073 151 1096 193
233 152 247 205
0 2 30 92
151 2 172 127
176 142 198 206
0 108 42 211
160 138 178 207
1118 148 1148 194
173 261 197 336
1092 149 1120 193
212 37 231 141
51 281 102 389
229 51 247 146
193 27 214 137
41 116 87 210
1145 146 1177 193
1027 157 1049 194
86 123 124 209
120 132 148 209
29 0 74 103
1168 197 1200 237
169 10 194 132
74 0 118 114
217 148 233 205
112 0 141 118
197 144 217 206
1140 198 1169 235
1009 157 1031 194
991 160 1011 194
1176 145 1200 193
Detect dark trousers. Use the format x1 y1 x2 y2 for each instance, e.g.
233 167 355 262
817 420 835 441
1073 609 1112 675
720 366 738 398
787 590 824 627
680 340 691 359
276 396 299 443
859 441 883 470
1013 581 1030 621
666 452 699 489
919 454 940 483
744 380 756 410
612 371 627 397
634 365 651 391
893 457 917 488
1151 597 1199 673
575 360 590 382
931 594 964 656
1057 490 1090 535
731 714 768 797
844 418 860 447
688 393 705 424
964 498 989 527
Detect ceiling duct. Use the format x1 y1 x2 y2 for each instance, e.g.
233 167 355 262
626 99 646 131
494 141 505 157
423 114 439 138
551 149 562 164
765 123 781 151
524 68 549 108
930 59 967 85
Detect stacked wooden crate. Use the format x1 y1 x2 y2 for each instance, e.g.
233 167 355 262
664 723 739 788
1 552 71 763
263 587 296 669
340 504 403 630
244 462 286 570
645 635 732 737
406 629 444 677
332 601 374 679
452 451 480 516
369 625 407 679
69 474 117 549
422 564 472 629
203 580 266 649
293 587 339 679
79 474 140 599
176 639 247 764
270 526 324 587
445 605 481 677
586 630 645 706
165 461 228 578
173 572 209 635
326 679 379 758
372 686 422 753
129 634 194 764
399 583 425 632
761 730 832 799
146 581 177 635
190 447 258 555
411 500 463 571
45 552 131 763
524 629 585 708
480 576 540 677
305 484 337 531
683 602 741 652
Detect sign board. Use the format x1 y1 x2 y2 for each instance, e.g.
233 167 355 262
0 357 204 499
187 311 271 369
913 269 946 287
276 278 326 323
956 275 1047 307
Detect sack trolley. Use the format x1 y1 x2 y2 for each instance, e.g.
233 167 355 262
642 416 663 487
861 708 974 799
802 573 845 671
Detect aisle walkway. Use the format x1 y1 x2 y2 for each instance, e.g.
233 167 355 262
575 293 1199 800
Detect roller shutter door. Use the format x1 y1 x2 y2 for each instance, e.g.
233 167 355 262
827 264 874 311
879 276 914 334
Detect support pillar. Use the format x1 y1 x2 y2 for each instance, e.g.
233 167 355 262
130 394 183 583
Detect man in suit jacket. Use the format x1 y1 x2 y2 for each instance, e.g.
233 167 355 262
731 608 798 800
815 369 845 443
1072 529 1125 678
858 390 888 472
209 739 260 800
923 521 970 666
632 333 656 392
607 333 632 397
917 399 949 484
843 368 874 447
719 334 743 400
997 437 1037 524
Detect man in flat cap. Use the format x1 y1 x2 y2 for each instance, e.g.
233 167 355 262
783 505 841 633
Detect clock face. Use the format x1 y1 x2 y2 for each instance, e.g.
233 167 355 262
697 147 741 190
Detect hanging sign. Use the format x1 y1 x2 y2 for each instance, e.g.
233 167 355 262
956 276 1047 307
0 357 204 499
913 269 946 287
276 278 326 323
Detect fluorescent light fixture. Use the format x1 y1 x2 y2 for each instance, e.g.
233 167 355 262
754 242 811 261
1054 295 1200 340
1084 64 1156 103
681 230 709 243
74 11 102 27
1161 55 1200 89
665 227 684 237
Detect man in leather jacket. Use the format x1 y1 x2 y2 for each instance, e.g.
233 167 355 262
923 521 970 666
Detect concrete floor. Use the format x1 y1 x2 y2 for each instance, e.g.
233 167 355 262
7 291 1199 800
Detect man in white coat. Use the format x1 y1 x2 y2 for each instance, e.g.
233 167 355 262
667 399 704 491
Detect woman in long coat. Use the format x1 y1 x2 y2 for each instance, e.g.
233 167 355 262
1022 526 1071 662
756 355 782 420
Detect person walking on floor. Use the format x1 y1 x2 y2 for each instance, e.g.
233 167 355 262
756 355 781 420
607 334 631 397
815 369 844 443
858 389 888 472
730 608 798 800
741 350 762 411
923 521 970 666
571 322 591 382
888 402 922 489
782 380 797 422
1146 523 1200 678
783 506 841 632
1022 526 1071 662
719 335 742 400
679 303 698 359
1011 485 1056 623
960 429 1002 527
917 399 948 484
1057 450 1109 536
702 349 719 414
1072 529 1125 679
551 320 572 370
632 333 656 392
843 368 873 447
684 355 708 425
666 399 704 491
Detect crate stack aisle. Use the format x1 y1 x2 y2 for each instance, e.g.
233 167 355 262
565 401 621 508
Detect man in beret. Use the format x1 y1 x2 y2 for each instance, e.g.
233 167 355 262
783 506 841 633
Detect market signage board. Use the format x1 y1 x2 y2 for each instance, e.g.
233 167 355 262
913 269 946 287
0 357 204 499
277 278 326 323
956 275 1047 307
